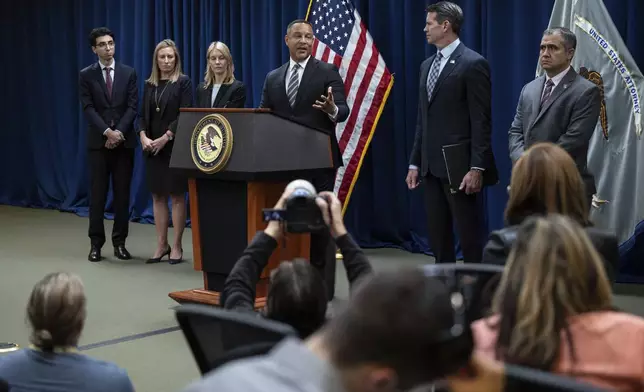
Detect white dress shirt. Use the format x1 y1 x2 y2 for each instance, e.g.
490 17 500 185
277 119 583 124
286 56 310 94
434 38 461 75
100 59 115 84
286 55 338 120
410 39 484 172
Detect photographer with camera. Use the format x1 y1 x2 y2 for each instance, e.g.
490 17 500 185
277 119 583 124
220 180 372 338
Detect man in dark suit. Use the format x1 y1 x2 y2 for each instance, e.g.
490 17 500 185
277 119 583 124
508 27 601 205
79 27 138 262
259 19 350 298
407 2 498 264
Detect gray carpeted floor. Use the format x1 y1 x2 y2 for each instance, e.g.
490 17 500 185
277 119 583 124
1 205 643 391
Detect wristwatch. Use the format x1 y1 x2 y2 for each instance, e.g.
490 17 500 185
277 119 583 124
165 131 174 141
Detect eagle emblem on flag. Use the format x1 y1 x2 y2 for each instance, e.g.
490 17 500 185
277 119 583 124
579 66 609 140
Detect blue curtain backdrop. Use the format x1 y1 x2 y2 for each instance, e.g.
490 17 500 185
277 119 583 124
1 0 642 281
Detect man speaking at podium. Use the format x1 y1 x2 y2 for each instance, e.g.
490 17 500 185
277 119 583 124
259 19 350 299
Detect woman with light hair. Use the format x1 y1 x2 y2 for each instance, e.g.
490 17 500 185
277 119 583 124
196 41 246 108
138 39 193 265
0 273 134 391
472 215 644 391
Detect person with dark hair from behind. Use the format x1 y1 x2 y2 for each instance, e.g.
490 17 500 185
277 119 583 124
473 214 644 391
482 143 618 280
0 273 134 392
183 268 472 392
221 181 372 338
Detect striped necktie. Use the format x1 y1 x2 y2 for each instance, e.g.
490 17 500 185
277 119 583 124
287 64 300 108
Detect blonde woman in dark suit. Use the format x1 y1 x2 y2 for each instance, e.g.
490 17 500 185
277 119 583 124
138 39 193 265
196 41 246 108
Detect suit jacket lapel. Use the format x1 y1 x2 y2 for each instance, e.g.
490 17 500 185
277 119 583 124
94 63 110 103
532 68 577 127
429 43 464 106
158 80 174 117
295 58 318 110
111 63 126 103
201 86 213 107
420 57 432 107
277 63 290 109
143 83 152 129
527 76 546 130
214 83 234 108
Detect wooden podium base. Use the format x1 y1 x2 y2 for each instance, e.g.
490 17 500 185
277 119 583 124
168 289 267 310
169 276 270 311
168 179 310 311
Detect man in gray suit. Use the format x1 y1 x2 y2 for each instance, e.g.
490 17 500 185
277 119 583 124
509 27 601 203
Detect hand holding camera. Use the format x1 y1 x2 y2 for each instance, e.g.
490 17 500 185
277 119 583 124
263 180 347 239
314 191 347 238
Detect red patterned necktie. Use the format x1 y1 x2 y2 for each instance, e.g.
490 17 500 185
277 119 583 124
105 67 113 98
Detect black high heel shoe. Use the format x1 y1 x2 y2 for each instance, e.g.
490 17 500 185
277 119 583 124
145 246 171 264
169 248 184 265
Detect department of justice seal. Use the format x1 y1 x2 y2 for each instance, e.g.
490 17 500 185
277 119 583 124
190 114 233 173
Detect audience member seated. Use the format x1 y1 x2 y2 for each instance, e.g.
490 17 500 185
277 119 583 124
483 142 618 280
183 268 472 392
0 272 134 392
221 182 372 338
472 214 644 391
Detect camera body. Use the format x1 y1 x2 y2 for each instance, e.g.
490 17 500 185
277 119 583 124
262 180 329 233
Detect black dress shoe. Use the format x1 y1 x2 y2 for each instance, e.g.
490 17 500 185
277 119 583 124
88 247 102 262
146 246 171 264
114 245 132 260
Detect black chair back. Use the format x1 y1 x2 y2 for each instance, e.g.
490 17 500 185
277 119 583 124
175 304 297 375
505 364 609 391
421 263 505 322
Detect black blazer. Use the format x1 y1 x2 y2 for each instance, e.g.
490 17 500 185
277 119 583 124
138 75 193 155
410 43 498 185
259 57 350 168
79 62 138 149
195 80 246 108
482 225 619 282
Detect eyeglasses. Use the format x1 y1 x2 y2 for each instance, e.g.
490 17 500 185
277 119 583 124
96 41 115 49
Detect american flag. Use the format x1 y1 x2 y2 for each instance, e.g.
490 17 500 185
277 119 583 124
306 0 393 212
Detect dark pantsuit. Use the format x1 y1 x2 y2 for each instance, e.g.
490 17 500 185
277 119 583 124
88 146 134 247
424 174 484 263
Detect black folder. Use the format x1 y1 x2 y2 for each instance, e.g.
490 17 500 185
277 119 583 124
441 142 470 193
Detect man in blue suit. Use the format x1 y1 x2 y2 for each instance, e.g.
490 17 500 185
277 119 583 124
406 2 498 264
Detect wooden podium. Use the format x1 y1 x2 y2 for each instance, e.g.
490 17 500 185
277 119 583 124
167 108 334 309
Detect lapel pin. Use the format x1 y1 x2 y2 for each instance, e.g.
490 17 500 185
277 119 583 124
563 84 568 89
450 60 455 64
